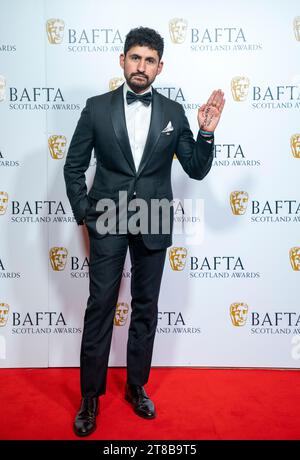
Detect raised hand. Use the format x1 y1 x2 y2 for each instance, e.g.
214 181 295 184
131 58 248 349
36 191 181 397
197 89 225 133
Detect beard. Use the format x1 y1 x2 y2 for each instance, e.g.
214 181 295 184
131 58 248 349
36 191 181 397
125 72 153 93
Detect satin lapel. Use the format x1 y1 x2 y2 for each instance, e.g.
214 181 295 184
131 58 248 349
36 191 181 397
110 84 136 173
136 88 164 178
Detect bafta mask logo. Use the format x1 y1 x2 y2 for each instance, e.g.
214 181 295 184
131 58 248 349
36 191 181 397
169 247 187 271
230 302 248 327
0 192 9 215
0 303 9 327
291 134 300 158
0 75 6 102
109 77 124 91
231 76 250 102
230 191 249 215
114 302 129 326
289 247 300 271
294 17 300 41
169 18 188 44
46 19 65 44
48 135 67 159
49 247 68 271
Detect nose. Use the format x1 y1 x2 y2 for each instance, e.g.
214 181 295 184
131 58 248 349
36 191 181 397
137 59 146 72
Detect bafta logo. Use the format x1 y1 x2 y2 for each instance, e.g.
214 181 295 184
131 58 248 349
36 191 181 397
46 19 65 44
289 247 300 271
48 135 67 159
230 302 248 327
291 134 300 158
230 191 249 215
0 192 9 215
0 303 9 327
0 75 6 102
294 17 300 41
169 247 187 271
114 302 129 326
49 247 68 271
169 18 188 44
231 76 250 102
109 78 124 91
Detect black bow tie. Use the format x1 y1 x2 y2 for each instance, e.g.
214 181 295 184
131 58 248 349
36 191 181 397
126 90 152 106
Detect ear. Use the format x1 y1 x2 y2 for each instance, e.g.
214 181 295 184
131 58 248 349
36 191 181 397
119 53 125 69
157 60 164 76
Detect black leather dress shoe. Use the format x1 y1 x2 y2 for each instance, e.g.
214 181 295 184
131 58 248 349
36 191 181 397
125 384 156 419
73 397 99 437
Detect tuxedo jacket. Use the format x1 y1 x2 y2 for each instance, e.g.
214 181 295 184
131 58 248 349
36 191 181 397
64 84 214 250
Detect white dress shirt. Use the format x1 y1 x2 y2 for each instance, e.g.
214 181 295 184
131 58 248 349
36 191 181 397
123 81 152 172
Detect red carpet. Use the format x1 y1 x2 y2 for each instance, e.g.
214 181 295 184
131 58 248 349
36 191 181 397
0 367 299 440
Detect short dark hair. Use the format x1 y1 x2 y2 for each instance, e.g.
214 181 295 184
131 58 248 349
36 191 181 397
124 27 164 61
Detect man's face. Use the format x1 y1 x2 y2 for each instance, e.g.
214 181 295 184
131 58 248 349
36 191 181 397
120 45 163 93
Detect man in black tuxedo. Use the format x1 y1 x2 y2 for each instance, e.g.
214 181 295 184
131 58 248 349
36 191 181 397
64 27 225 436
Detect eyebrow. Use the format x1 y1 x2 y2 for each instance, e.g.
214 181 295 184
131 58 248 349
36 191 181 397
129 53 157 62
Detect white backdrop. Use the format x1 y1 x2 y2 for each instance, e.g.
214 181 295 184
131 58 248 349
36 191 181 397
0 0 300 368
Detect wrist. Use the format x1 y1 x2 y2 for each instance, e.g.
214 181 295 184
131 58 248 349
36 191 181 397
199 129 214 141
199 128 214 136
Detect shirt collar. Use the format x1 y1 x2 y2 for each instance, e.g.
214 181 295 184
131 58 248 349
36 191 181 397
123 81 152 103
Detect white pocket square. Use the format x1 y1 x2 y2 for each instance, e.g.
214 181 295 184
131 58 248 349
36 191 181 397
161 121 174 135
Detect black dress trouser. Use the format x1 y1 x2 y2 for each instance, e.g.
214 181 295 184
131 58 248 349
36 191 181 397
80 227 167 397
